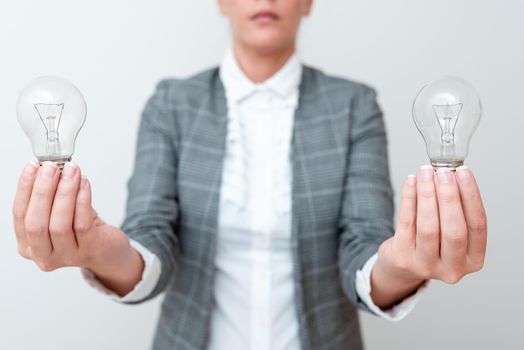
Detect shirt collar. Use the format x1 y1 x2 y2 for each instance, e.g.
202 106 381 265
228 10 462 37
219 46 303 103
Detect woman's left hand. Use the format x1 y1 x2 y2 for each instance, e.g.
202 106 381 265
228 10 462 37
370 165 488 309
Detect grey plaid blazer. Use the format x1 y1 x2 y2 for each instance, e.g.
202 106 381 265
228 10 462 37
121 64 395 350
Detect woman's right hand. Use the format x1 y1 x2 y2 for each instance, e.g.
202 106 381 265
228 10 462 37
12 161 144 296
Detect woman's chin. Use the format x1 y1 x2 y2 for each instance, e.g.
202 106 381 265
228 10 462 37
242 35 294 55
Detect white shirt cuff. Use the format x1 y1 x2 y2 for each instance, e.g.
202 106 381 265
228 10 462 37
355 252 429 321
81 239 162 303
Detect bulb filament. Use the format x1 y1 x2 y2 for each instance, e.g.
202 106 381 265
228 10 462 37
432 103 462 159
34 103 64 159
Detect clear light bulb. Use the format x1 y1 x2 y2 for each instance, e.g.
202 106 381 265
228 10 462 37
17 76 87 167
412 76 482 170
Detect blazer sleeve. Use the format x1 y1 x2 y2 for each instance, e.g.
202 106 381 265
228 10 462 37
120 80 180 304
337 85 395 314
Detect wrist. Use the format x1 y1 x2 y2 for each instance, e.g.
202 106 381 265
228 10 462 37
373 256 425 290
84 230 145 296
90 246 144 297
370 255 426 309
88 244 139 277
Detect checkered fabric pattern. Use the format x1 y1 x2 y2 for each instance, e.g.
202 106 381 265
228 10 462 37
121 65 395 350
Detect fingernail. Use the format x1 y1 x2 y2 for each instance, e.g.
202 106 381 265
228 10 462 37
436 168 452 184
41 161 57 178
62 162 77 179
456 166 471 183
81 176 88 189
406 174 416 186
22 162 38 178
418 165 434 182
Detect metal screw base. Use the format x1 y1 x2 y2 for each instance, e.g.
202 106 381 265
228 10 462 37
431 160 464 172
37 157 72 170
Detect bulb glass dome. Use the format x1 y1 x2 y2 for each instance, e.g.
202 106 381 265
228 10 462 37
413 76 481 169
17 76 86 165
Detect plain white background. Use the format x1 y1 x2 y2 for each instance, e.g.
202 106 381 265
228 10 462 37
1 1 523 349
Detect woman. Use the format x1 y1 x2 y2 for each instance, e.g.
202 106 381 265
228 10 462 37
12 0 488 349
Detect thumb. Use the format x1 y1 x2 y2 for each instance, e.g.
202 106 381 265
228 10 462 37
73 176 98 245
394 174 417 249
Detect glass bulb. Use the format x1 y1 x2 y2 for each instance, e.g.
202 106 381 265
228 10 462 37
412 76 482 170
17 76 87 167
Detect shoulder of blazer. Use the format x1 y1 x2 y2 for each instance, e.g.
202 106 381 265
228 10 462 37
150 64 379 118
300 64 378 102
150 66 224 109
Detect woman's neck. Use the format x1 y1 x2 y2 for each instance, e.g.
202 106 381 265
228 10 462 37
233 42 296 83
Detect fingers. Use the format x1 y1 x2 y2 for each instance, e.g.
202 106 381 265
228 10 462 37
391 165 487 284
48 163 81 258
74 177 97 248
415 165 440 264
24 162 60 261
12 163 39 258
395 174 417 249
456 166 487 268
14 161 95 271
435 168 468 271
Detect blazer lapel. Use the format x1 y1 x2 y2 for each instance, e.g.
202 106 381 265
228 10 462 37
290 65 349 249
176 69 228 261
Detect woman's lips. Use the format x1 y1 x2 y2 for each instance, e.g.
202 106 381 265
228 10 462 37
251 11 279 24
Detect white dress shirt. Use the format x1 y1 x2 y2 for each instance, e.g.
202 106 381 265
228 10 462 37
83 47 428 349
